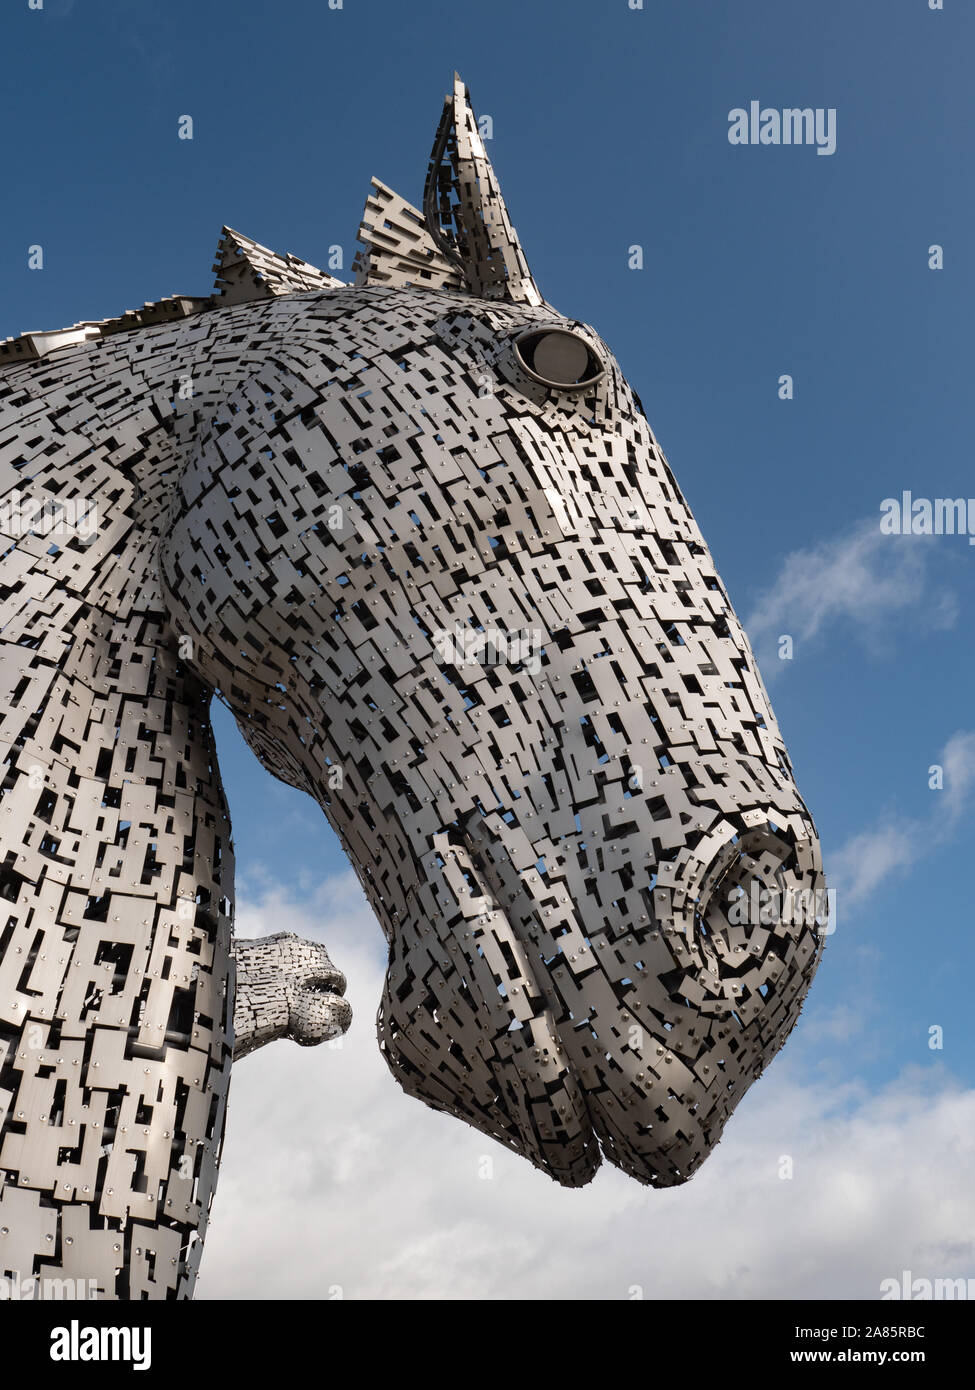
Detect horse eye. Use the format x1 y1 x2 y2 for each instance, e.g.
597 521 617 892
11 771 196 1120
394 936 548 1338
512 328 605 391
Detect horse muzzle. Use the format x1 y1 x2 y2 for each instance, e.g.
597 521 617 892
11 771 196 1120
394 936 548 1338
377 806 826 1188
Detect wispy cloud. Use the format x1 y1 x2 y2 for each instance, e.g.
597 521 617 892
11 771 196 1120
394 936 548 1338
829 821 914 908
828 728 975 908
940 731 975 825
745 518 957 666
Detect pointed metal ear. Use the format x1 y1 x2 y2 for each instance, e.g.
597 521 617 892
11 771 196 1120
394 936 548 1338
423 74 544 307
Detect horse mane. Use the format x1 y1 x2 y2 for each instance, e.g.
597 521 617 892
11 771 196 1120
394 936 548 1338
0 227 345 374
0 173 476 377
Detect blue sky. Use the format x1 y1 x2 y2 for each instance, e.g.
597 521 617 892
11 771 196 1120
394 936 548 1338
3 0 972 1296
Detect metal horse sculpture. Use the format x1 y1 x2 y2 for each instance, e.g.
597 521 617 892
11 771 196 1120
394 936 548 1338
0 77 826 1299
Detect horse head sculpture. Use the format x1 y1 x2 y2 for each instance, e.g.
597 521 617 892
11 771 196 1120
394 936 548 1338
0 75 826 1298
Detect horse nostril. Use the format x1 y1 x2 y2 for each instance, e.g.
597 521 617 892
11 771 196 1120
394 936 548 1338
302 974 346 998
290 971 352 1049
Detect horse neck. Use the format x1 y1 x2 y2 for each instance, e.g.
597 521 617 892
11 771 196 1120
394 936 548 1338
0 306 291 747
3 297 298 629
0 303 279 1295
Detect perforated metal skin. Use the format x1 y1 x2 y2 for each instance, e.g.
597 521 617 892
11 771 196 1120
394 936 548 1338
0 75 825 1298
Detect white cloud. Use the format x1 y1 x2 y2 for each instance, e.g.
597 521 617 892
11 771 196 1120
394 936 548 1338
940 731 975 824
828 821 914 907
825 728 975 915
745 519 956 664
798 1002 866 1047
198 873 975 1301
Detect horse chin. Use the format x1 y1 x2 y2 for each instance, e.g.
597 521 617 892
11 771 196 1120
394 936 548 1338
376 926 603 1188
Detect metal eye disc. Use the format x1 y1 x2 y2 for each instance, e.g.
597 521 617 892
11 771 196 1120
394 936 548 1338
513 327 605 391
533 332 589 383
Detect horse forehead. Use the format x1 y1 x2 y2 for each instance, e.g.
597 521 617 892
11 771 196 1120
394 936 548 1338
303 289 600 369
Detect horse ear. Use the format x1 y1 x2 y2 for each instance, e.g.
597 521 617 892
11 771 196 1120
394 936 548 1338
422 73 544 306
